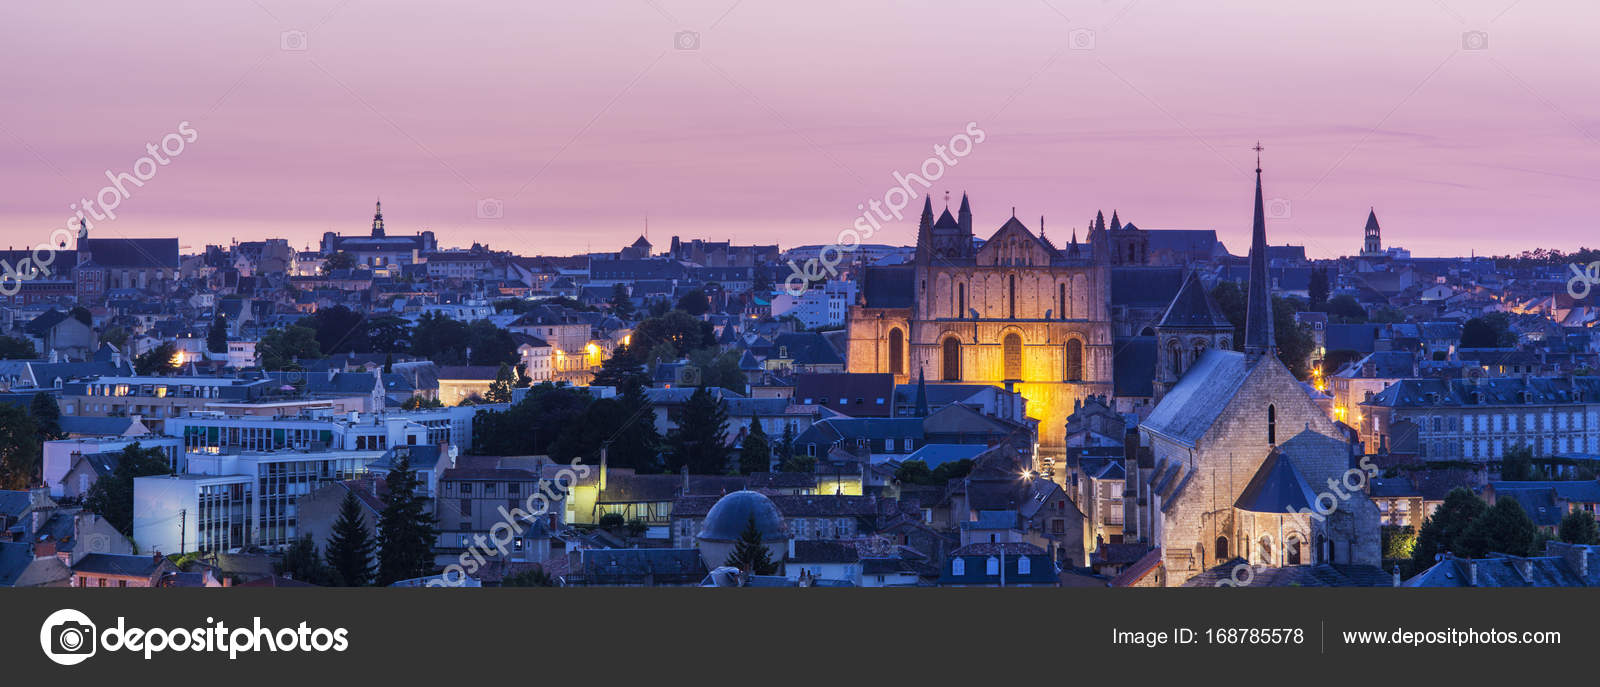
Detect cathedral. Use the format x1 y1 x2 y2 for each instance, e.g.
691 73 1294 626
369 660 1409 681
846 194 1116 445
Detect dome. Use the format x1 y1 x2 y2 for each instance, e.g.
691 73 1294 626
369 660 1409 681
697 490 787 543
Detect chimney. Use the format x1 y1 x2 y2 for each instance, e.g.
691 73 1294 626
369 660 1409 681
787 537 796 559
599 445 608 493
30 508 46 535
1466 559 1478 587
34 541 56 559
1513 557 1533 583
1392 565 1401 587
682 464 690 495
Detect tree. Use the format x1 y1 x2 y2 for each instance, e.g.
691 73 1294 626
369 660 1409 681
1324 294 1367 322
134 342 180 376
365 316 411 354
260 325 322 370
325 490 376 586
1308 267 1330 311
723 515 779 575
502 567 556 587
401 395 443 410
82 443 172 535
1272 296 1317 379
321 251 356 275
1382 525 1417 561
609 282 635 319
591 344 650 395
739 421 772 474
630 310 715 360
688 348 746 390
471 384 592 456
598 513 626 530
775 422 795 467
1412 488 1487 567
30 392 63 445
677 290 711 316
0 335 36 359
1499 443 1543 481
1461 313 1515 348
300 305 369 355
277 535 333 585
667 385 730 474
931 459 975 484
895 459 934 486
0 405 42 490
486 363 516 403
1558 509 1600 545
1459 496 1538 557
207 315 229 353
376 458 439 585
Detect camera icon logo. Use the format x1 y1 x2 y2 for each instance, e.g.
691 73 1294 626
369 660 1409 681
476 198 504 220
675 30 701 51
1266 197 1292 219
1462 30 1488 51
1069 28 1096 51
281 30 309 52
678 364 702 387
40 609 97 666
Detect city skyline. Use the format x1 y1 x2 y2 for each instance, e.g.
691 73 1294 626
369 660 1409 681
3 1 1598 258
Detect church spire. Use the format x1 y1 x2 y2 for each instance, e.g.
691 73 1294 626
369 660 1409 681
1109 210 1121 232
914 367 930 417
1244 142 1275 357
914 195 934 265
371 198 386 238
1068 227 1081 257
957 191 972 237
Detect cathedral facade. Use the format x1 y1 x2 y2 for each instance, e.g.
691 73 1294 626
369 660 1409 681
847 195 1115 445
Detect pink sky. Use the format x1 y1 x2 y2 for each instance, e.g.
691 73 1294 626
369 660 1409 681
2 0 1598 259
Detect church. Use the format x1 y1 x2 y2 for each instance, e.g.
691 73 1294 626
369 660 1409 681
1124 160 1382 585
846 193 1115 445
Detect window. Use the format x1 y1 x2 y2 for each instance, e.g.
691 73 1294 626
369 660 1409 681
1017 556 1031 575
1267 404 1277 445
1008 275 1016 318
1285 535 1301 565
942 337 961 381
888 328 904 376
985 556 999 576
1003 333 1023 380
1059 283 1067 319
1064 338 1083 381
1216 536 1229 560
958 283 966 318
952 558 965 576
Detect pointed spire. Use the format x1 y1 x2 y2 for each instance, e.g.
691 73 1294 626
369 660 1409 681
371 198 386 238
1039 215 1046 238
915 367 930 417
1109 210 1121 232
1068 228 1080 257
1244 143 1275 357
914 195 934 265
1094 210 1106 232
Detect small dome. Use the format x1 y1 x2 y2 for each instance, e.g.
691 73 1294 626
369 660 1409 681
697 490 787 543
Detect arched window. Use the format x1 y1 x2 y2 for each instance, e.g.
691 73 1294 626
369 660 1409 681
1285 534 1301 565
1059 283 1067 320
942 337 961 381
1064 338 1083 381
985 556 999 576
1259 535 1274 565
888 328 904 376
1215 536 1229 560
1008 274 1016 318
952 558 965 576
1017 556 1031 575
1267 404 1277 445
1003 333 1023 380
1167 339 1183 377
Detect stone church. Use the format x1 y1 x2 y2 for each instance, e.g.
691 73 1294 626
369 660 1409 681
1123 163 1382 586
846 194 1116 445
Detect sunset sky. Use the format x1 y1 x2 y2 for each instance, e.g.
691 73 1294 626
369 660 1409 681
2 0 1597 259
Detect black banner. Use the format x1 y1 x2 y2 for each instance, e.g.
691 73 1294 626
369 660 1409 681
3 589 1592 678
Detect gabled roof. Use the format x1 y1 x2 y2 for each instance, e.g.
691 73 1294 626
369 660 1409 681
1233 449 1319 513
1140 349 1252 447
1158 271 1232 330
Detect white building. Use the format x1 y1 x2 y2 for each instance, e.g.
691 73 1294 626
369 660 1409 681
42 435 184 498
772 280 857 329
133 473 255 555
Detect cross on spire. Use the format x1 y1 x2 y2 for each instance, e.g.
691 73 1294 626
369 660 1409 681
944 190 951 207
1252 141 1264 173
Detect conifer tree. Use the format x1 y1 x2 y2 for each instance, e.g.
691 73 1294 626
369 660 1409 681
723 515 779 575
325 490 376 586
377 458 439 585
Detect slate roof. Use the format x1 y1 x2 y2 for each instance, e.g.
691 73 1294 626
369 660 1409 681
78 237 180 268
773 333 845 367
1234 450 1319 513
860 266 915 308
1363 376 1600 409
789 540 861 564
73 553 163 577
1112 336 1157 398
1110 266 1186 308
1403 554 1587 587
1158 271 1232 330
1140 349 1252 447
1183 559 1392 587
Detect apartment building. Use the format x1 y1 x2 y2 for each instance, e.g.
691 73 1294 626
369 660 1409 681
1362 375 1600 461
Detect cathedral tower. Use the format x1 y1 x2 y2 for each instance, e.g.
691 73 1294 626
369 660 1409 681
1243 146 1275 358
1361 208 1383 256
